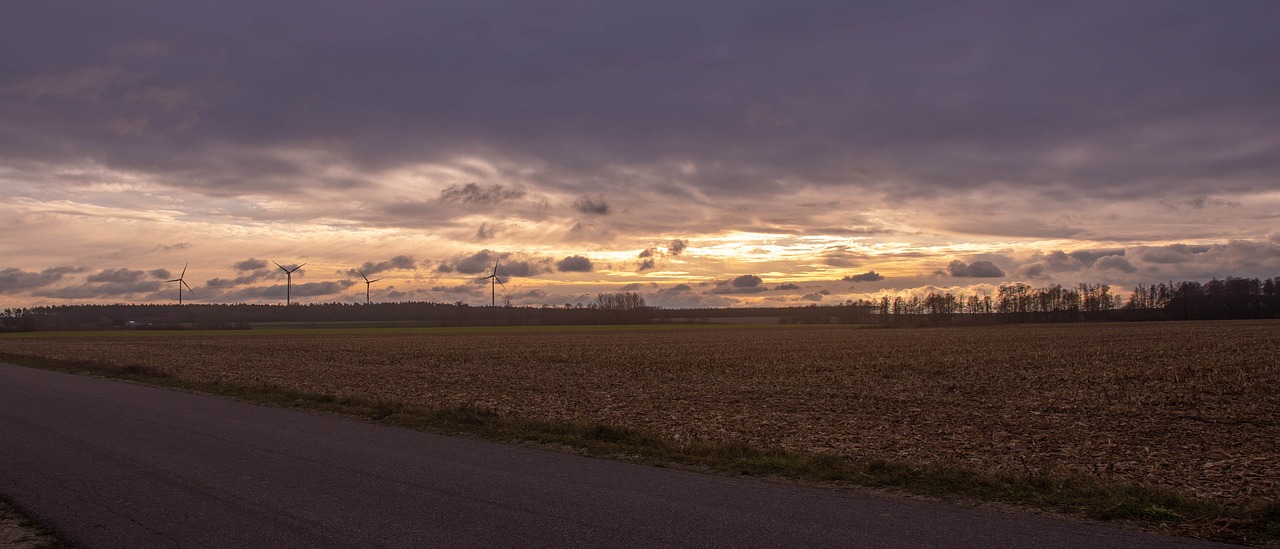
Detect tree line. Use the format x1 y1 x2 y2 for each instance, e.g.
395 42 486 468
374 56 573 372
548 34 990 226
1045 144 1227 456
3 277 1279 331
843 276 1280 324
1127 277 1280 320
0 292 653 331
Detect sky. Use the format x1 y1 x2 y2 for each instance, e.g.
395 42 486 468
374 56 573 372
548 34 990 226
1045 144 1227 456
2 1 1279 309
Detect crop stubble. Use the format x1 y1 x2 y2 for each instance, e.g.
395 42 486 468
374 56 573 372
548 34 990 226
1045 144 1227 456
3 320 1276 504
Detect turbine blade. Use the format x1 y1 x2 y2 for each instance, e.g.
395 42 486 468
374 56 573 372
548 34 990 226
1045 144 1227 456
294 263 307 272
274 261 287 272
358 269 369 283
497 278 506 290
179 262 188 278
166 278 181 283
492 259 499 277
182 280 194 294
370 278 382 283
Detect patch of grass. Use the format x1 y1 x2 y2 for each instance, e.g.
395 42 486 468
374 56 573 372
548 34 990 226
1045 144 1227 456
2 352 1276 546
0 495 68 549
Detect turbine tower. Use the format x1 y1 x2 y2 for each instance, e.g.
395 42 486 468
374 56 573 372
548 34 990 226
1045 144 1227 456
165 263 193 305
481 259 505 307
358 270 382 305
274 261 305 305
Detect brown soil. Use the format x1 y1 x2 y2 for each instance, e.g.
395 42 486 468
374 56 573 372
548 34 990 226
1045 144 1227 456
3 320 1276 505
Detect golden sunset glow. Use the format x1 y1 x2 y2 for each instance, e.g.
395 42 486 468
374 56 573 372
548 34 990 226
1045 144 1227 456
2 4 1277 308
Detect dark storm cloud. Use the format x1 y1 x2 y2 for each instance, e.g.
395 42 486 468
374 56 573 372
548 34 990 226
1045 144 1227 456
206 259 275 288
86 268 147 284
0 266 85 291
439 183 524 205
1131 244 1213 264
443 250 551 278
1018 263 1046 279
1065 249 1127 267
710 274 767 294
774 283 801 291
344 255 417 277
201 278 234 290
512 289 547 301
556 255 593 272
822 248 872 268
34 278 164 299
636 246 661 272
5 1 1276 211
147 269 171 279
947 260 1005 278
632 240 687 272
1018 251 1085 278
1017 249 1132 279
573 196 610 216
204 271 273 289
291 281 355 297
1160 196 1242 211
234 258 269 271
1040 251 1089 272
668 239 688 256
843 271 884 282
451 250 504 275
1096 255 1137 273
708 285 746 295
474 223 500 241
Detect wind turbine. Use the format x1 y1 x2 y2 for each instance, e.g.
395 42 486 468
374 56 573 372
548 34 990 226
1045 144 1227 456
481 259 505 307
274 261 305 305
166 263 193 305
358 269 382 305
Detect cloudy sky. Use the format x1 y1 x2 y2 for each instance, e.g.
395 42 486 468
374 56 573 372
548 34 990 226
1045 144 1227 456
3 1 1278 308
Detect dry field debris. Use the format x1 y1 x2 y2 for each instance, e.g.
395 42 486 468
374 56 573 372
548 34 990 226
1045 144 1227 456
2 321 1276 507
0 498 61 549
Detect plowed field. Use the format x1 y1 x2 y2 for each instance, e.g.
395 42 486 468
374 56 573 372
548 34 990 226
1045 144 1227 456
3 320 1276 504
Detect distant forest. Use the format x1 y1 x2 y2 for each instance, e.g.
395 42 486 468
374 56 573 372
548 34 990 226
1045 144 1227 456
3 276 1279 332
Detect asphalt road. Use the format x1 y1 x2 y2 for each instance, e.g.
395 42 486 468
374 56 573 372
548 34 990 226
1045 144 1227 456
0 362 1229 548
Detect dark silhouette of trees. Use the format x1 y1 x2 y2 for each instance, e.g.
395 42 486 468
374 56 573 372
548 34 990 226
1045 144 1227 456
589 292 649 324
838 276 1278 326
1133 277 1280 320
592 292 646 311
3 275 1277 331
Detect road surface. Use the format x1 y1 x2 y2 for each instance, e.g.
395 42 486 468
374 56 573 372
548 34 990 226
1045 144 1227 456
0 362 1227 548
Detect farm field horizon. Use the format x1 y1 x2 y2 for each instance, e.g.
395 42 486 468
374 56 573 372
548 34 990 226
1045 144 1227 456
2 320 1277 541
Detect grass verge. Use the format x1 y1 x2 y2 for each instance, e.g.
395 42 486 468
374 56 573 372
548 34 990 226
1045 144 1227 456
3 353 1276 546
0 496 65 549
